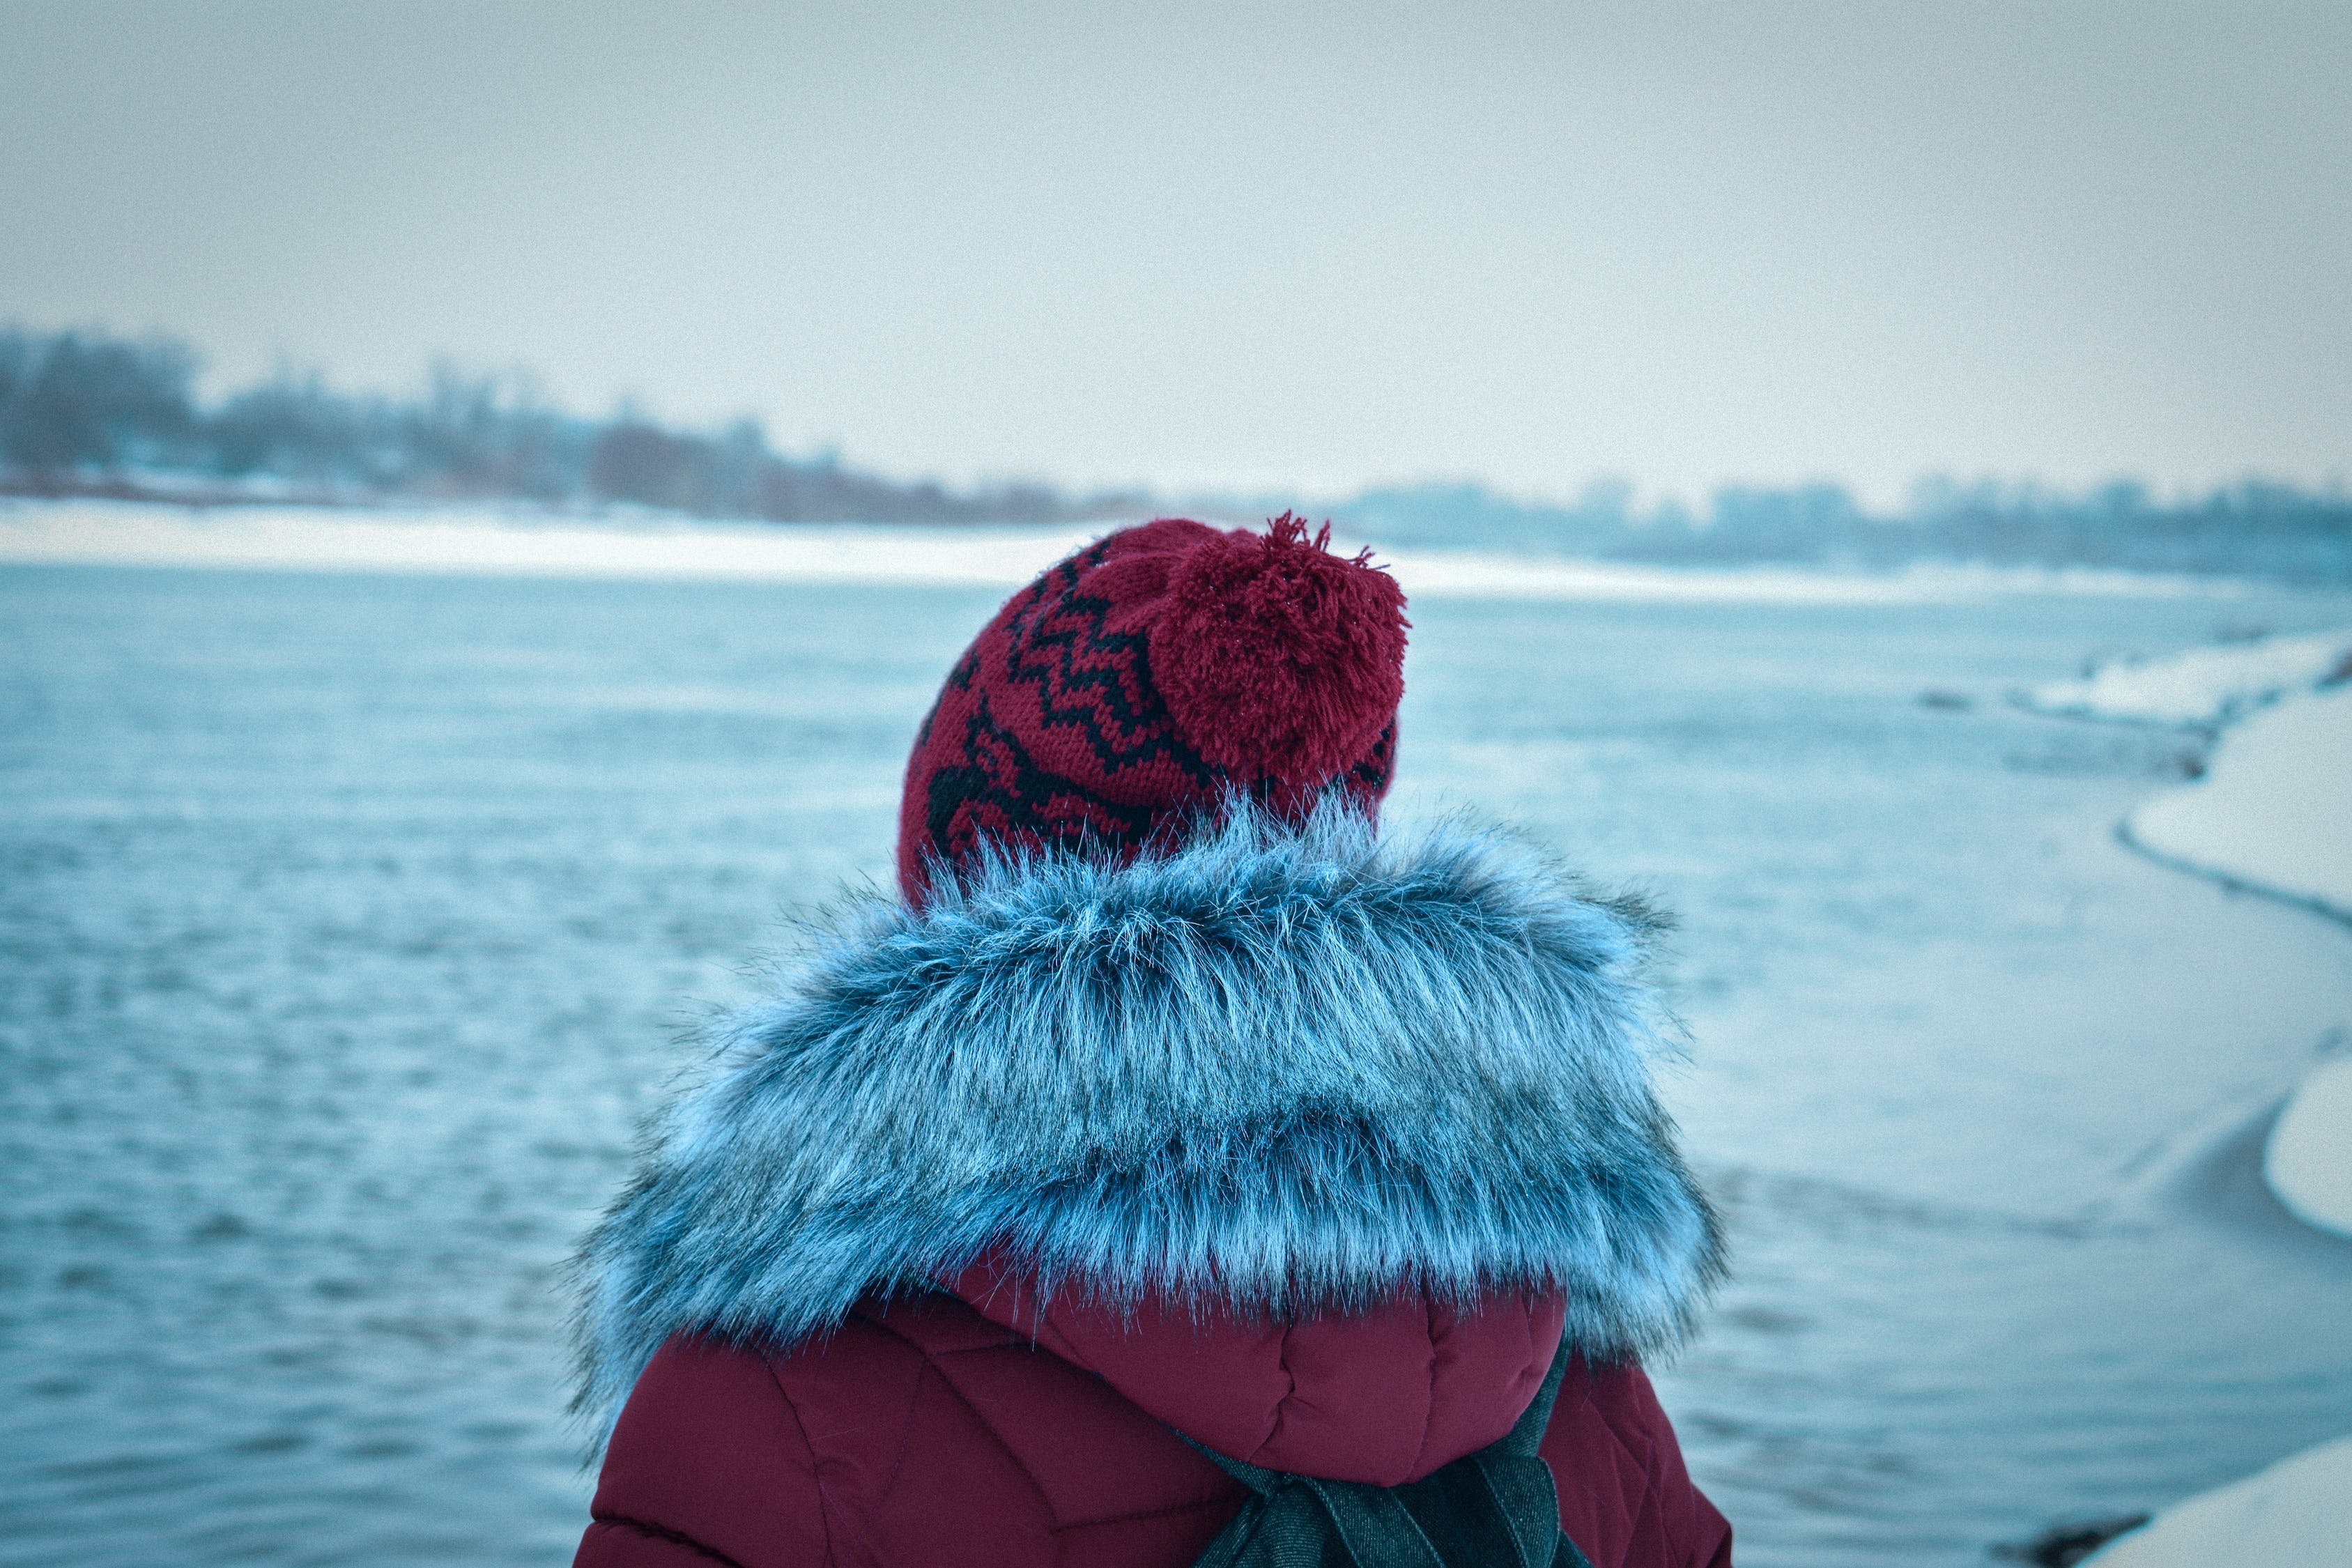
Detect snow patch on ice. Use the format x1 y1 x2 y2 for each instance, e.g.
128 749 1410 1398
2022 629 2352 728
2128 682 2352 925
2263 1056 2352 1240
2082 1434 2352 1565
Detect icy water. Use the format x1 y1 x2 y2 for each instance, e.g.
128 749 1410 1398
4 561 2350 1567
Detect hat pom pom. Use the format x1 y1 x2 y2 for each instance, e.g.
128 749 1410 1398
1152 513 1408 788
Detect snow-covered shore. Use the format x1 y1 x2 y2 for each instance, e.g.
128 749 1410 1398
2264 1056 2352 1238
2028 622 2352 927
2082 1435 2352 1565
2022 628 2352 728
2045 629 2352 1563
2049 627 2352 1242
2128 682 2352 928
0 497 2267 606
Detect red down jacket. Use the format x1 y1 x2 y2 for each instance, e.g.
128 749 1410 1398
569 808 1731 1568
578 1272 1730 1568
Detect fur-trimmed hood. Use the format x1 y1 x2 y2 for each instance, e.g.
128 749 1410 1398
574 801 1723 1436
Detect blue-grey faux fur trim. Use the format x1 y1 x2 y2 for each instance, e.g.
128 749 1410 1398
573 799 1723 1436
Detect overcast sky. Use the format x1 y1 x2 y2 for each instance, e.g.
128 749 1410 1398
3 0 2346 505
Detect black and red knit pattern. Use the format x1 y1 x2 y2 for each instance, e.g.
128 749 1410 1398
896 516 1408 900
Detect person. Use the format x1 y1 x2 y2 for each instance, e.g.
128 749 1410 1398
570 515 1732 1568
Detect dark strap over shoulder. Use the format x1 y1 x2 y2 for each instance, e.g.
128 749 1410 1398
1181 1340 1597 1568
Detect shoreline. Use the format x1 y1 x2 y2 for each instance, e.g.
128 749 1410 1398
0 496 2286 606
2027 627 2352 1565
2113 818 2352 935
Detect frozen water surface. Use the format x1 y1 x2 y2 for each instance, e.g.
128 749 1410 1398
4 555 2351 1567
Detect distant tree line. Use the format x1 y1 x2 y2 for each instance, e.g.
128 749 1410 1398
0 325 1128 524
5 324 2346 579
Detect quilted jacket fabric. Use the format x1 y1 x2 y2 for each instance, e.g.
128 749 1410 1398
570 804 1731 1567
576 1282 1732 1568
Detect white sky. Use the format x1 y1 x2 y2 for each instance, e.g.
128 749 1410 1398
3 0 2346 508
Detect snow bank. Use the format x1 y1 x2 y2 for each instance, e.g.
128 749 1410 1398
2022 629 2352 728
0 499 2254 606
2128 682 2352 924
2112 656 2352 1240
2264 1056 2352 1240
2083 1435 2352 1565
0 501 1100 590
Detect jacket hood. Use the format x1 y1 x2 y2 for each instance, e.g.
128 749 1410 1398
942 1254 1572 1484
573 799 1724 1440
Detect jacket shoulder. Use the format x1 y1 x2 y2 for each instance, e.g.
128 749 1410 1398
1543 1360 1733 1568
581 1329 846 1568
581 1293 1241 1568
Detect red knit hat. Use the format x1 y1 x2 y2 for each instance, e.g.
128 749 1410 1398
897 514 1410 901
